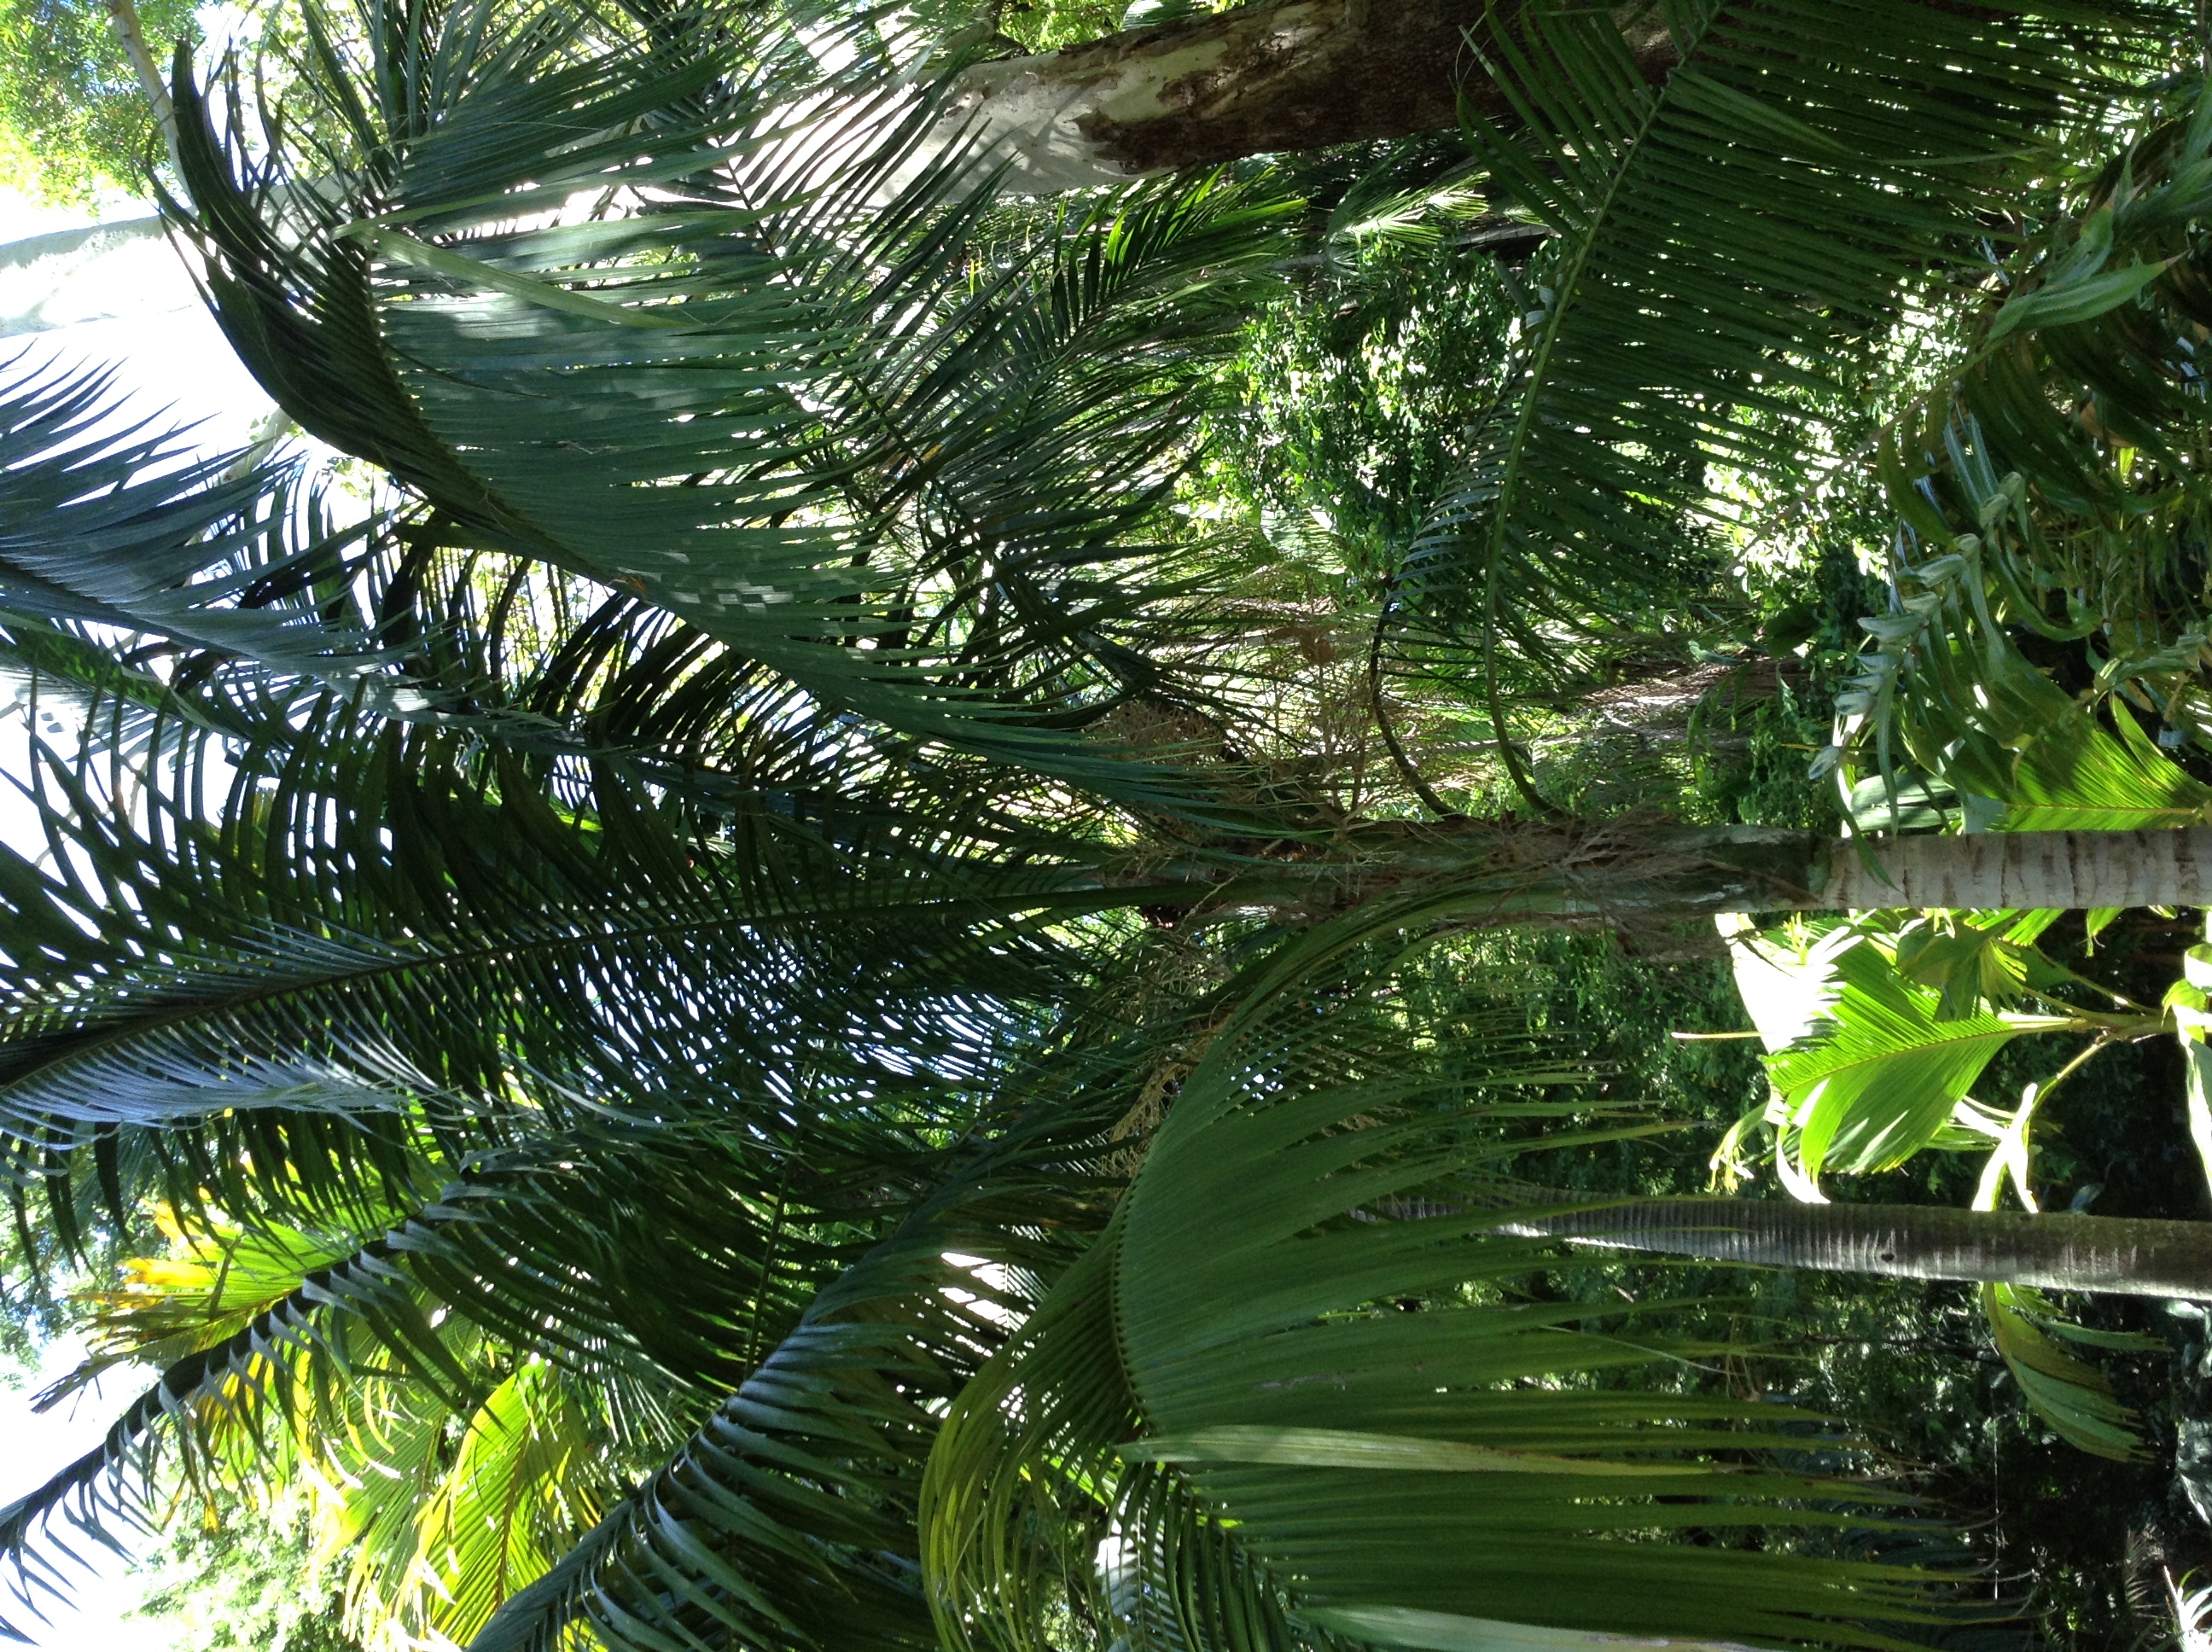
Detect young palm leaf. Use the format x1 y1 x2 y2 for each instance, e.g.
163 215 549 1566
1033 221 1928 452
925 912 1976 1652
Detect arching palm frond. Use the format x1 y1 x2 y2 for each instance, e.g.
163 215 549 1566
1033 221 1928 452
0 1094 1016 1643
0 639 1152 1261
0 351 444 771
0 348 1132 865
166 0 1298 817
0 354 298 644
1385 0 2155 805
458 1029 1157 1652
1830 77 2212 824
923 905 1982 1652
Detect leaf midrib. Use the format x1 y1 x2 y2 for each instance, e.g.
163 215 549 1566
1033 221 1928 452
1 881 1146 1109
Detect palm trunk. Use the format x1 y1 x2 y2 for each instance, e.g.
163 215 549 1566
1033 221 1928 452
1489 1193 2212 1299
102 0 180 174
928 0 1674 191
1158 823 2212 925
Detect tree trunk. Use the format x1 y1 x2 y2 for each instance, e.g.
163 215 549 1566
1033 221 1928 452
101 0 180 174
1486 1192 2212 1299
1156 823 2212 925
926 0 1675 192
4 0 1648 328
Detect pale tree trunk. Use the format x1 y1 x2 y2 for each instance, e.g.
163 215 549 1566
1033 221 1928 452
1481 1191 2212 1299
923 0 1674 191
102 0 179 174
1811 828 2212 912
1 0 1658 326
1169 823 2212 926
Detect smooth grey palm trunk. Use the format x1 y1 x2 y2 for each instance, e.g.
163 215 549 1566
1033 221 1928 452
1149 823 2212 925
1491 1194 2212 1299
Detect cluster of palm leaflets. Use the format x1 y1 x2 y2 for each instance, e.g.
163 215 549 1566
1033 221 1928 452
1718 910 2164 1192
1716 905 2183 1458
0 331 1180 1643
924 907 1977 1652
166 0 1300 813
1378 0 2156 806
1836 77 2212 821
1714 906 2176 1455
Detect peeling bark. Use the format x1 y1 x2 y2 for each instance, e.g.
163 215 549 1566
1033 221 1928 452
924 0 1678 191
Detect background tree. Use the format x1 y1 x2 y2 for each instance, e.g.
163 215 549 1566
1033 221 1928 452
0 0 197 200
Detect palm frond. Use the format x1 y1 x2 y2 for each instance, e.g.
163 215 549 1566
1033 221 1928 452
1388 0 2147 804
0 1101 992 1639
0 654 1143 1261
924 909 1979 1652
1831 75 2212 817
167 0 1298 814
466 1085 1138 1652
0 347 1125 858
1981 1282 2158 1462
1763 937 2077 1184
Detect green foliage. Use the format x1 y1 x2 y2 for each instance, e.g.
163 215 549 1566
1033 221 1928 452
1392 0 2136 805
1833 73 2212 820
1761 926 2078 1183
15 0 2212 1647
129 1491 361 1652
169 0 1303 818
0 0 196 202
1981 1281 2160 1463
924 915 1971 1652
1458 924 2208 1647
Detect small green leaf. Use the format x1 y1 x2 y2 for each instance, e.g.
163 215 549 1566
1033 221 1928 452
1982 1283 2149 1461
1767 942 2074 1178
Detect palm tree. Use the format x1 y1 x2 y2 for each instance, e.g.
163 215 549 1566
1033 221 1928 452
4 0 2210 1647
163 0 2168 801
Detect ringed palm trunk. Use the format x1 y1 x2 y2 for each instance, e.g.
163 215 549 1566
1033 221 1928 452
1483 1191 2212 1298
1171 823 2212 924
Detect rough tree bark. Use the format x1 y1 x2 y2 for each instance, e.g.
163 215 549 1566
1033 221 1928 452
923 0 1674 191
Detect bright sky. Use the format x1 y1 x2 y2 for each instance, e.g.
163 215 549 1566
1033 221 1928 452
0 1341 166 1650
0 179 276 1649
